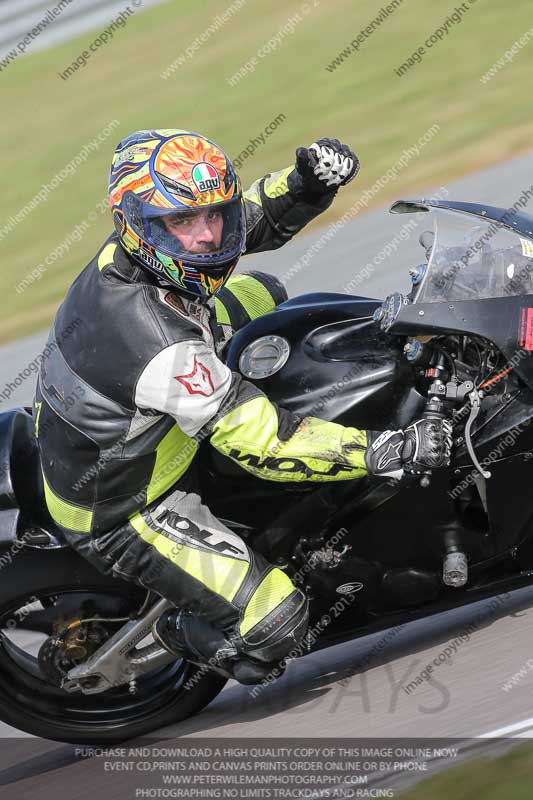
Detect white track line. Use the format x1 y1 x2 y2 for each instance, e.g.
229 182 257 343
480 717 533 738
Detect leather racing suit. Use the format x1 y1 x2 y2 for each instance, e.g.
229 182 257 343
33 165 368 667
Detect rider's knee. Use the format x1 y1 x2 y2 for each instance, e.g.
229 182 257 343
215 271 288 333
237 568 309 663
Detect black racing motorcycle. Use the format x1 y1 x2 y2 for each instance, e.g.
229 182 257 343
2 198 533 744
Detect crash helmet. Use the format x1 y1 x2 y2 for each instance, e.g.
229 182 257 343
108 129 246 298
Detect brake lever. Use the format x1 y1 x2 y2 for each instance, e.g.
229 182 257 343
464 388 491 479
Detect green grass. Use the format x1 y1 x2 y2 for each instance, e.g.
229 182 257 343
1 0 533 341
401 742 533 799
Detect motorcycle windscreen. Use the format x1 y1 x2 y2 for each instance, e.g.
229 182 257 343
415 209 533 304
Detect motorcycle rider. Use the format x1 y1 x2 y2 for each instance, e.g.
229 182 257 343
33 129 452 685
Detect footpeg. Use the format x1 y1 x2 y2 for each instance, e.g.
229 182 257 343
443 550 468 587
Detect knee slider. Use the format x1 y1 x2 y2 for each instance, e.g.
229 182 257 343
238 568 309 663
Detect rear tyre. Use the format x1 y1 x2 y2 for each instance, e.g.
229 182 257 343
0 547 226 744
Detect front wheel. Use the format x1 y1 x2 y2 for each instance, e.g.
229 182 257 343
0 547 226 744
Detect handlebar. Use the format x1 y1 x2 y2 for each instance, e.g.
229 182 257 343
415 377 476 488
417 378 448 489
418 411 446 489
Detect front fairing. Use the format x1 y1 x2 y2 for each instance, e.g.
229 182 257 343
382 201 533 389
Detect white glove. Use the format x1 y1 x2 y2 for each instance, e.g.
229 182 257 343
308 141 358 187
295 137 360 195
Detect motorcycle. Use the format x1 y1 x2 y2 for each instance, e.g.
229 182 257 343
1 197 533 744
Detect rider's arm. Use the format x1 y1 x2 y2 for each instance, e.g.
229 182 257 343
135 337 367 483
243 139 359 254
243 166 337 254
210 386 368 482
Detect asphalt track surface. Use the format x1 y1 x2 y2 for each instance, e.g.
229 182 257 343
2 154 533 794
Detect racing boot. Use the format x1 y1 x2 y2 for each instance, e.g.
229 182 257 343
153 609 285 685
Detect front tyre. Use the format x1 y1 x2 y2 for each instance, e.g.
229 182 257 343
0 547 226 744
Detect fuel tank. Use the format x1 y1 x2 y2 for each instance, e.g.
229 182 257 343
226 292 424 430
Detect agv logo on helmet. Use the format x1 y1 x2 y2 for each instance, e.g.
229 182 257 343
192 163 221 193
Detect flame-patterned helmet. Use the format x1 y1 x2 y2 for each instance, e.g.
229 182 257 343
108 129 246 298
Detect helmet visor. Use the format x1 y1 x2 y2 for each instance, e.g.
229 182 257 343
122 192 245 267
